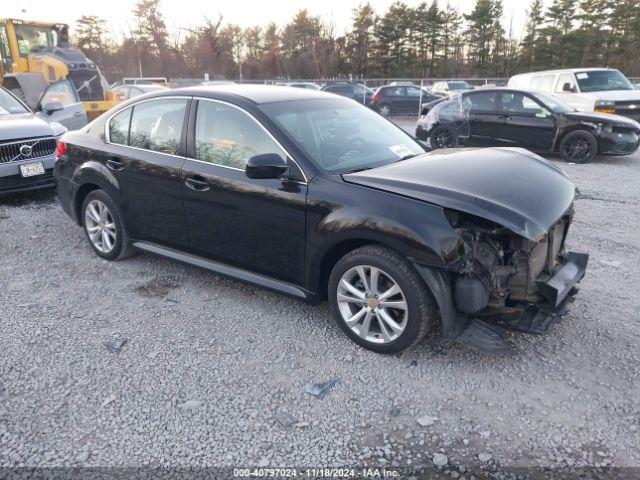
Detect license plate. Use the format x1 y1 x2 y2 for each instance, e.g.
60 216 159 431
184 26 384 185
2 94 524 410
19 162 45 177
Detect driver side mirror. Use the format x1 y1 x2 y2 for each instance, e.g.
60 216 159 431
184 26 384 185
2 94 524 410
42 100 64 115
245 153 288 179
562 82 575 93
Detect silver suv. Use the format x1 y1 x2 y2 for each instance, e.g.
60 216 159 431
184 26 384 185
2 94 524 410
0 87 67 194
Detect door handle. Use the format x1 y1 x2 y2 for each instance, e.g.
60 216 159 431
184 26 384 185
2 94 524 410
73 111 85 117
185 175 210 191
106 159 124 171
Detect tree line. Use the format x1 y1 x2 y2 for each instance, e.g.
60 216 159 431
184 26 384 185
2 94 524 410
74 0 640 82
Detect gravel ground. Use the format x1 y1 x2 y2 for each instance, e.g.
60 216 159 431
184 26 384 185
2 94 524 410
1 122 639 476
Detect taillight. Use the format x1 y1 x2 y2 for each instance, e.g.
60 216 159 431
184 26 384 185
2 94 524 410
372 93 382 102
116 92 126 101
55 140 67 159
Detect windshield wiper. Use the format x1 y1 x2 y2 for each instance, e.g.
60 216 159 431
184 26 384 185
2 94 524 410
398 153 419 161
342 166 372 174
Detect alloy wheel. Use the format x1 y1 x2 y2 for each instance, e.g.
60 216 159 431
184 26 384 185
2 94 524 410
563 135 592 161
336 265 408 344
84 199 117 253
432 126 454 148
379 105 391 117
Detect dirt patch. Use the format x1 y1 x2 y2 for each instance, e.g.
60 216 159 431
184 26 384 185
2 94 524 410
135 275 182 298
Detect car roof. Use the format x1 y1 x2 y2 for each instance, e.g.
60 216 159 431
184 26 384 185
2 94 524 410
513 68 615 76
446 87 547 96
157 84 333 104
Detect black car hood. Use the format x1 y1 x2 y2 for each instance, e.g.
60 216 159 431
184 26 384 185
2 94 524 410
343 147 576 241
564 111 640 130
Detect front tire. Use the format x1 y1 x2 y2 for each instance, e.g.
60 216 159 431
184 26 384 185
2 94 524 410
328 245 437 354
559 130 598 163
81 189 133 260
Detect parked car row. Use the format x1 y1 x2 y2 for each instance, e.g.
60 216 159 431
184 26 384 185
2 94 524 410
416 87 640 163
416 68 640 162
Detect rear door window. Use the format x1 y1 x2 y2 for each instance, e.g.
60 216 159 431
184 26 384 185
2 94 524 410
467 92 498 113
108 107 132 145
129 98 187 155
385 87 405 96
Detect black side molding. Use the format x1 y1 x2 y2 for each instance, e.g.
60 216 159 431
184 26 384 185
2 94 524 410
132 241 318 303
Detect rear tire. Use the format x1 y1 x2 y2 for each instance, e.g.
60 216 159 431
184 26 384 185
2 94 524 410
328 245 437 354
559 130 598 163
378 103 391 117
81 189 134 261
430 124 459 149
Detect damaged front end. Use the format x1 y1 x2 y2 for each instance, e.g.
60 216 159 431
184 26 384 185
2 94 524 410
417 208 588 354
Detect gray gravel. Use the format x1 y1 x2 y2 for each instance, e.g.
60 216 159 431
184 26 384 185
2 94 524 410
1 130 639 473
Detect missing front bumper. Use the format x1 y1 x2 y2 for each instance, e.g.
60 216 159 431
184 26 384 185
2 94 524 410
449 251 589 354
535 252 589 308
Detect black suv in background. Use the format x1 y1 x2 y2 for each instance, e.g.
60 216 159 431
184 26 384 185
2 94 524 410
417 88 640 163
370 85 439 116
55 85 588 355
320 81 373 104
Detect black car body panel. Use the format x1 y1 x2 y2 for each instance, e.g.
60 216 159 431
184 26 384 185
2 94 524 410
344 147 575 242
55 85 589 353
416 88 640 157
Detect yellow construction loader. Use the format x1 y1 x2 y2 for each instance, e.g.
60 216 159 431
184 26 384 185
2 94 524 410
0 19 122 122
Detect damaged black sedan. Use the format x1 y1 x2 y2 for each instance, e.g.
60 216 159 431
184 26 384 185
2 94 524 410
416 88 640 163
55 85 588 354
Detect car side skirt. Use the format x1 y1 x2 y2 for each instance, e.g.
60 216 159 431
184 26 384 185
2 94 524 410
132 241 319 304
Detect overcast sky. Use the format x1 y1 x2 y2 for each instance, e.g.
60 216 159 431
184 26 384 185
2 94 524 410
8 0 530 41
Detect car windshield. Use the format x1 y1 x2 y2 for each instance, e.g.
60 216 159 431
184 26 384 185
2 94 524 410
261 98 425 173
15 24 61 55
448 82 472 90
0 89 29 115
575 70 634 92
530 92 575 114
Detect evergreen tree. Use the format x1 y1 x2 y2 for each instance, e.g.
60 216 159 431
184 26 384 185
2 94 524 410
520 0 544 70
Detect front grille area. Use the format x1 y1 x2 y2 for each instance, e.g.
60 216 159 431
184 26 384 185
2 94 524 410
614 101 640 121
0 137 57 164
68 70 104 102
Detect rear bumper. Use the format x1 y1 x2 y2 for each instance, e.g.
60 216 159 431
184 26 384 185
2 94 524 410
415 125 429 141
54 166 78 222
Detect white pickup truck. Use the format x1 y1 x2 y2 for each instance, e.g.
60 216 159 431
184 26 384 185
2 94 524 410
508 68 640 122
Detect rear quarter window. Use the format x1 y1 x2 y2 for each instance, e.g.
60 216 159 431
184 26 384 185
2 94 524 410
108 108 132 145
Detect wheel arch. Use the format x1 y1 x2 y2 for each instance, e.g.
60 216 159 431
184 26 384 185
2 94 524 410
312 230 444 301
554 124 599 152
71 162 123 226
